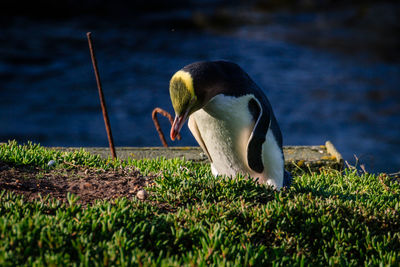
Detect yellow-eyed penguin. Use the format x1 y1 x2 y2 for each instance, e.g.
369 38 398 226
169 60 292 189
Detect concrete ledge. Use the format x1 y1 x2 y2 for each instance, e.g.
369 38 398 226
51 141 343 173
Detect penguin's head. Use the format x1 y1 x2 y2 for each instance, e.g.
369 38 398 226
169 61 249 140
169 70 200 141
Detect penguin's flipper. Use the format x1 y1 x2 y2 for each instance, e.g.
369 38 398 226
188 117 213 163
247 98 270 173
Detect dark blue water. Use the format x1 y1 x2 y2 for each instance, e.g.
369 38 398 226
1 12 399 174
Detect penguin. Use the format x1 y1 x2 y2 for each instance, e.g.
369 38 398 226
169 60 292 189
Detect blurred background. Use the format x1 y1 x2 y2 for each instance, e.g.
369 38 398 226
0 0 399 173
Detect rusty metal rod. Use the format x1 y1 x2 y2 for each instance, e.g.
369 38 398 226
86 32 117 160
152 108 181 147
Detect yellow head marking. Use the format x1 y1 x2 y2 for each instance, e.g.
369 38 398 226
169 70 197 115
170 70 195 98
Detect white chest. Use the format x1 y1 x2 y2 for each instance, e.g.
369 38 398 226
189 94 255 176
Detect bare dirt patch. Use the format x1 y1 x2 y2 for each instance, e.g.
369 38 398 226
0 161 155 206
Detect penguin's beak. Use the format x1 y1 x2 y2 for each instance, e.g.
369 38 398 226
170 111 189 141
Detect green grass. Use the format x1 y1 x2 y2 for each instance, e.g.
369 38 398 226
1 140 399 266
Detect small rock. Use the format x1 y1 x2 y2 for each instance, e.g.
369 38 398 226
136 189 148 200
47 160 56 167
82 183 92 189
